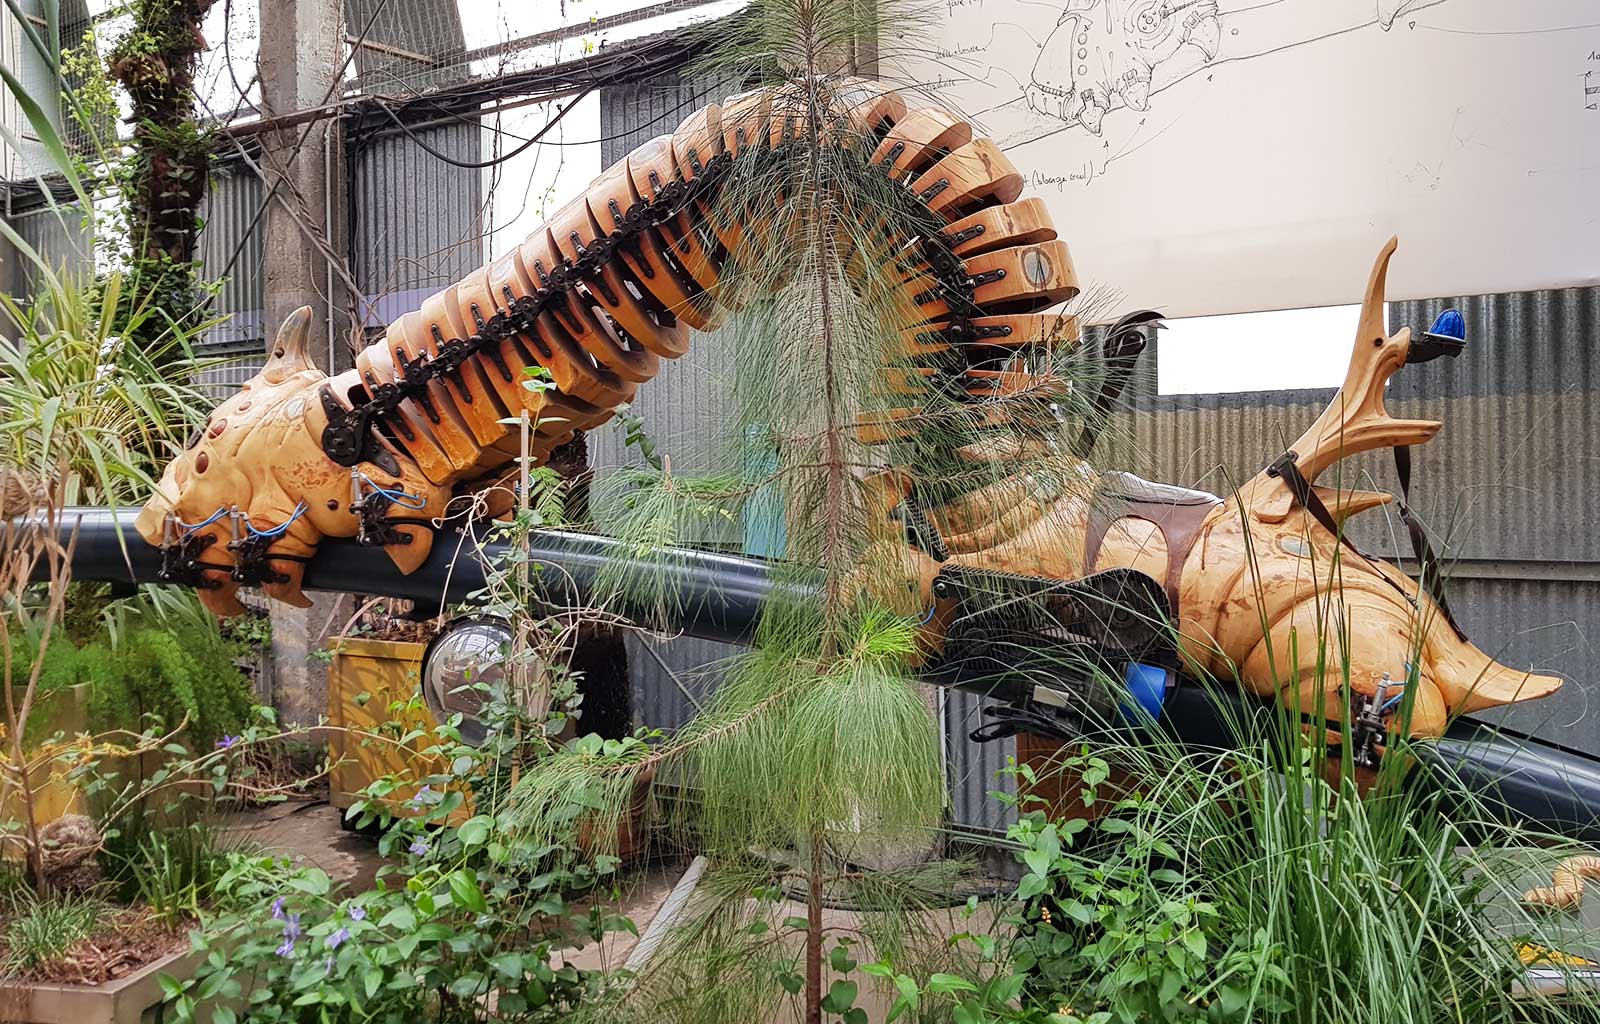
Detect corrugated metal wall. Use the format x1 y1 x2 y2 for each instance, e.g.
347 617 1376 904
352 120 483 329
189 162 268 401
197 164 266 348
8 201 91 284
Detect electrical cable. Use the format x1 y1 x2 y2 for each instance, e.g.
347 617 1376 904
366 76 723 149
371 82 596 170
356 472 427 509
203 0 396 293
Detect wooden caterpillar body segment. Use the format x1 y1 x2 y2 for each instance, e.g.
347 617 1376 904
134 77 1081 616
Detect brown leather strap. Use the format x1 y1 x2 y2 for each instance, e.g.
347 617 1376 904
1393 445 1467 641
1083 478 1221 616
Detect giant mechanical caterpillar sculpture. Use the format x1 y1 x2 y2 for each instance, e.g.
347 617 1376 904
134 77 1560 745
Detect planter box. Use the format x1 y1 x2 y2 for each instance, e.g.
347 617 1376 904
326 637 451 821
0 949 199 1024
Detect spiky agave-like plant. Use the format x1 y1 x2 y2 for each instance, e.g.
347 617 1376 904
507 2 1136 1019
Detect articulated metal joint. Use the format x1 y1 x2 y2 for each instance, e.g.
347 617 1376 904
1350 672 1400 770
1264 449 1299 480
156 515 223 590
890 492 949 562
349 471 416 548
225 518 291 587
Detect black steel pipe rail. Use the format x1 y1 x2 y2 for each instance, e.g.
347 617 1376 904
26 507 797 646
23 507 1600 841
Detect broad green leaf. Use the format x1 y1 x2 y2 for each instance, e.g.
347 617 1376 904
927 973 978 995
449 869 488 913
457 814 493 847
819 979 858 1013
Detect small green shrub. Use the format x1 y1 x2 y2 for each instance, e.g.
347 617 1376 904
1 893 103 974
168 692 636 1022
7 589 256 752
99 805 244 923
81 624 254 749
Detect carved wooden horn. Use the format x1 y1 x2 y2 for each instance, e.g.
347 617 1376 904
1248 237 1442 521
260 306 320 385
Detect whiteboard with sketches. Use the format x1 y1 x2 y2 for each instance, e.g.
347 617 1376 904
891 0 1600 317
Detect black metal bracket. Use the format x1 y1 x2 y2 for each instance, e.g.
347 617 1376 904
347 473 418 548
156 523 223 590
227 529 291 587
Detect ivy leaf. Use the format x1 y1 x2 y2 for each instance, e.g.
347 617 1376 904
1016 873 1049 900
449 870 488 914
819 979 858 1013
490 952 525 979
457 815 493 848
288 870 331 896
378 906 415 931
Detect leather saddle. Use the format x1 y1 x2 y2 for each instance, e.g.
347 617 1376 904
1084 471 1223 616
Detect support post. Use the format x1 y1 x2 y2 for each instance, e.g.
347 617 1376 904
257 0 351 726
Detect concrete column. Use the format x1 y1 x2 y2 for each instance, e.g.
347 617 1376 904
257 0 351 727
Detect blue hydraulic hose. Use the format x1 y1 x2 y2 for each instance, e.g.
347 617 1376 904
246 502 308 539
177 507 228 534
356 472 427 510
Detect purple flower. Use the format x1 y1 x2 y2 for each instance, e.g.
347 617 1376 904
408 839 429 857
348 905 366 922
216 734 240 750
283 913 302 943
271 897 286 920
276 938 296 958
327 927 350 950
406 785 433 811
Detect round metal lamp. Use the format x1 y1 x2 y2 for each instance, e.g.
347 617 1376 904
420 617 513 746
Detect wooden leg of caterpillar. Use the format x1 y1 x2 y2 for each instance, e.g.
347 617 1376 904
910 140 1026 219
870 107 973 180
593 157 721 335
939 197 1058 259
833 77 908 140
514 233 638 409
421 287 521 446
628 141 728 317
549 186 687 362
359 329 467 483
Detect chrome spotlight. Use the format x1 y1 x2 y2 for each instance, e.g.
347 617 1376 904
420 616 512 746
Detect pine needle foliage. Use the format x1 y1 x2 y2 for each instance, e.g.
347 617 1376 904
505 3 1157 1019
